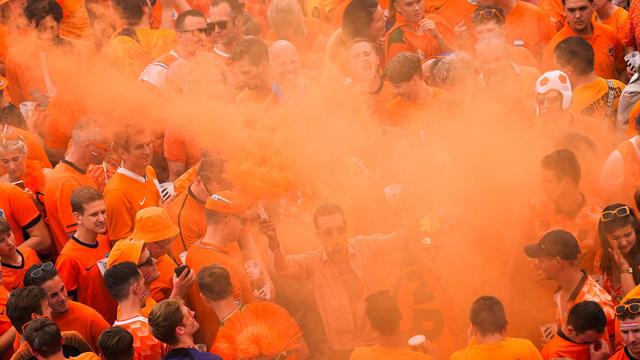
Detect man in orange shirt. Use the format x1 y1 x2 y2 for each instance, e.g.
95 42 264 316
22 318 100 360
541 300 610 360
97 327 135 360
44 118 111 252
476 0 556 60
0 183 51 254
382 52 446 128
104 262 164 360
23 263 110 352
167 156 227 257
0 217 40 291
104 124 162 243
611 299 640 359
130 207 179 302
55 186 116 323
199 265 309 359
6 286 52 352
594 0 629 44
231 36 272 104
186 191 255 346
543 0 625 81
554 36 625 127
385 0 454 62
450 296 542 360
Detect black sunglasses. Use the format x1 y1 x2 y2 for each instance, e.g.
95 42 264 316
208 20 229 31
137 256 153 268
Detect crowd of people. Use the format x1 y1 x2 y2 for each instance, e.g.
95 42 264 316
4 0 640 357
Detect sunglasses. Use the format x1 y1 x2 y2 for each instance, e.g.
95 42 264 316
137 256 154 268
179 27 213 36
471 8 504 22
601 206 631 222
30 262 54 278
616 303 640 316
321 225 346 238
208 20 229 31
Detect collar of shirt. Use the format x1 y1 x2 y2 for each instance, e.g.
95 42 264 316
114 315 148 326
116 167 147 183
61 159 86 175
625 346 640 360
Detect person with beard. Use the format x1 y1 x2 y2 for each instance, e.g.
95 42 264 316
209 0 245 61
55 187 116 323
104 262 164 360
23 263 110 353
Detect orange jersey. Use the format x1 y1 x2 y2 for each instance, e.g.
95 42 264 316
103 166 161 241
0 182 43 246
1 247 40 291
113 316 164 360
385 13 455 63
424 0 476 28
105 28 176 77
186 241 254 346
42 92 84 152
55 235 117 323
609 347 636 360
384 87 447 128
149 254 177 302
569 77 624 128
541 330 590 360
167 185 206 256
598 7 630 44
523 195 601 271
43 160 97 251
540 0 565 31
0 286 11 360
504 1 556 60
55 301 110 352
543 21 625 80
164 120 201 171
450 337 542 360
57 0 92 40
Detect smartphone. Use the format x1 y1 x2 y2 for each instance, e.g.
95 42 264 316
175 265 190 277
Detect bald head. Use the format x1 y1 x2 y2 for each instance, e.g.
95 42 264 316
269 40 301 88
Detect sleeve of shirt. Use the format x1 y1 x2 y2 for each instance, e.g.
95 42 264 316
9 186 42 230
57 179 81 235
351 231 405 255
274 252 314 279
55 255 81 292
104 188 134 241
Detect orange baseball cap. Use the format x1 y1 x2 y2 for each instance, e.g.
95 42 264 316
205 191 247 214
0 76 8 91
106 240 145 269
131 207 179 243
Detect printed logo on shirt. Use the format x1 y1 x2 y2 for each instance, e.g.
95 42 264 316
85 264 95 272
139 198 146 206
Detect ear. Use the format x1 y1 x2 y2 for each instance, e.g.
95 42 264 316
72 212 81 224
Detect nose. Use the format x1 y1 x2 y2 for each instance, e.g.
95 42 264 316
97 213 105 222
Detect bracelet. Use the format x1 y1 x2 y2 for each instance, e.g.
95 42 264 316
621 267 634 274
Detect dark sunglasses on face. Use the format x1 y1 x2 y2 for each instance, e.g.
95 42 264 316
208 20 229 31
321 225 347 238
137 256 153 268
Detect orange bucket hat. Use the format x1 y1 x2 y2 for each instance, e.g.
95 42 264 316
131 207 179 243
205 191 248 214
106 240 145 269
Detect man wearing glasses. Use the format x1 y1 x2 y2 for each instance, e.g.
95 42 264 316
139 9 211 91
259 203 407 360
185 191 256 346
611 299 640 359
209 0 245 60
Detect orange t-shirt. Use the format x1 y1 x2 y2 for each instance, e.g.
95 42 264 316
163 120 201 171
609 347 635 360
540 0 565 31
599 7 630 44
0 182 43 246
385 13 455 64
166 185 206 256
569 77 625 128
55 235 117 324
1 247 40 291
105 28 177 77
55 300 110 353
424 0 476 28
508 46 541 69
42 92 84 152
150 254 177 302
57 0 92 40
103 166 161 241
384 87 447 128
543 21 625 80
450 337 542 360
113 315 164 360
540 330 590 360
186 241 255 346
504 1 556 60
43 160 97 251
0 285 12 360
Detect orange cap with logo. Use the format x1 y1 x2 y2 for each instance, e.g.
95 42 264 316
106 240 145 269
205 191 248 214
131 207 179 243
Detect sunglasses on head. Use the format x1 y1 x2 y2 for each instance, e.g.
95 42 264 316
208 20 229 31
471 8 504 22
179 27 213 36
617 303 640 316
30 262 54 278
601 206 631 222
